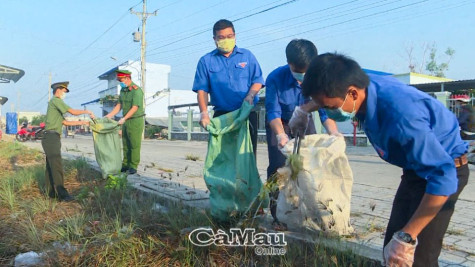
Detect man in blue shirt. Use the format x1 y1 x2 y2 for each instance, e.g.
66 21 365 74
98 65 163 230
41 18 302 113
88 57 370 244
192 19 264 154
291 53 469 266
265 39 339 225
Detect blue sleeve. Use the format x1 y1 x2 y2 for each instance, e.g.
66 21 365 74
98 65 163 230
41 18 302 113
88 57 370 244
397 118 458 196
265 75 281 122
192 58 209 93
317 108 328 123
248 52 265 86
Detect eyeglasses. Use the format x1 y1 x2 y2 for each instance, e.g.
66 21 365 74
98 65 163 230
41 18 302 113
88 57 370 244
215 33 235 40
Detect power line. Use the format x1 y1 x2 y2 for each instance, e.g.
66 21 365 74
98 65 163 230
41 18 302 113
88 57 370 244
146 0 299 54
246 0 429 48
53 1 143 71
233 0 298 22
147 0 376 58
146 0 285 46
152 0 463 68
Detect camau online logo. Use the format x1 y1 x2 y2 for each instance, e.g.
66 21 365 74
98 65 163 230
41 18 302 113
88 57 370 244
188 228 287 247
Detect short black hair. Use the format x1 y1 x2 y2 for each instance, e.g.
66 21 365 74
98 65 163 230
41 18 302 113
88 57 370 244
213 19 235 36
286 39 318 70
302 53 369 98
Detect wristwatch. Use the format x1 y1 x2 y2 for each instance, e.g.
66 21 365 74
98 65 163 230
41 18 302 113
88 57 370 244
396 231 417 245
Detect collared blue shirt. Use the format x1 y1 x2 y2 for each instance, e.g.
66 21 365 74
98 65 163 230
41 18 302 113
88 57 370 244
357 74 468 196
192 46 264 112
265 65 328 123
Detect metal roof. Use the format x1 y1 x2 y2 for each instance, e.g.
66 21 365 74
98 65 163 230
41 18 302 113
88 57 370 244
0 96 8 105
0 64 25 83
81 98 100 106
362 68 393 76
411 79 475 92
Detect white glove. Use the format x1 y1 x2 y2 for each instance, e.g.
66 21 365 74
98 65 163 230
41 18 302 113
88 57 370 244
288 106 309 138
276 133 289 149
330 132 343 137
200 111 210 129
118 118 126 125
244 92 256 105
383 233 417 267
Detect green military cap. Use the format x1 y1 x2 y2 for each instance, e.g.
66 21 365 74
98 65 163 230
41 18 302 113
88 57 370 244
51 81 70 92
116 69 132 78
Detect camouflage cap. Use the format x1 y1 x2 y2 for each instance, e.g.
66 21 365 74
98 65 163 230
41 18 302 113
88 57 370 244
51 81 70 92
116 69 132 78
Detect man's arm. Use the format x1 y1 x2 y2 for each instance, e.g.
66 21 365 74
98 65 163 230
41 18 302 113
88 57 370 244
301 101 320 113
68 108 94 118
105 103 121 119
402 194 449 239
63 120 89 126
269 118 285 135
322 118 340 135
197 90 209 113
197 90 210 129
122 106 138 120
244 83 263 105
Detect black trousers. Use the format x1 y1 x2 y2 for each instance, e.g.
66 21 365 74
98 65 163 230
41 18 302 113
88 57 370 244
41 131 70 198
384 164 469 267
213 110 258 156
265 117 316 220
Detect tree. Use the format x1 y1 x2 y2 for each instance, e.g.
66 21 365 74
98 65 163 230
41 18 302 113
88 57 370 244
31 115 47 125
19 116 28 124
425 46 455 77
404 42 455 77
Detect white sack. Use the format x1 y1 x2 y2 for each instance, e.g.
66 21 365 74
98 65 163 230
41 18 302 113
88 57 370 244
276 134 354 235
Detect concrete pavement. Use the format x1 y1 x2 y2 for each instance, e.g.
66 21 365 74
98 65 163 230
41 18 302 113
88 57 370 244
23 135 475 266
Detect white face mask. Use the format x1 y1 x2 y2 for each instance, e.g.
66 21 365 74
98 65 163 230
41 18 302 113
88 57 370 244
60 92 66 100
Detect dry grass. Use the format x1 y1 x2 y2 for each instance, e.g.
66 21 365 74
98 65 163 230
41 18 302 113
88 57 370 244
185 154 200 161
0 141 381 266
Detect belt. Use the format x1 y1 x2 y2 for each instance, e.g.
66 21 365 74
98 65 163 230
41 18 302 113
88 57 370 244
454 154 468 168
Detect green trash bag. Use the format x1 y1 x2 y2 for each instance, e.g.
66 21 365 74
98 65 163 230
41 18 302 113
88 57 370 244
204 101 266 222
90 118 122 178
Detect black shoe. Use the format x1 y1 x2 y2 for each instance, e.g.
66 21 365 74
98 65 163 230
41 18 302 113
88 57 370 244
48 191 57 199
128 168 137 175
121 167 129 173
59 195 75 202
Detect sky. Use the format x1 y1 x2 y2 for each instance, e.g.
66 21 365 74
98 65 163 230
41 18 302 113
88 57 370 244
1 0 474 116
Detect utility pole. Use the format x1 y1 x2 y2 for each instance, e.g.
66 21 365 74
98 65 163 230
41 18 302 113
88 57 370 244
130 0 157 110
48 72 52 101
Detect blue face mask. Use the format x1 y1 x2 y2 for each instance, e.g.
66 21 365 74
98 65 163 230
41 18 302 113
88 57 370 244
291 71 305 83
119 82 127 88
325 93 356 122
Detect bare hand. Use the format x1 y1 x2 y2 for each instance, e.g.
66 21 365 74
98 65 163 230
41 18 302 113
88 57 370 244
118 118 126 125
88 111 95 119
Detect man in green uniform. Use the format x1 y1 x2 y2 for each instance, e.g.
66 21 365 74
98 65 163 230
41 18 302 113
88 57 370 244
42 81 95 201
105 70 145 175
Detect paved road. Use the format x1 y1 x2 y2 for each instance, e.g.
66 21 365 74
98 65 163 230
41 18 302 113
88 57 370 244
24 135 475 266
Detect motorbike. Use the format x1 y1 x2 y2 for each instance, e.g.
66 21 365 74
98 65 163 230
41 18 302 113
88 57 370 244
16 122 45 142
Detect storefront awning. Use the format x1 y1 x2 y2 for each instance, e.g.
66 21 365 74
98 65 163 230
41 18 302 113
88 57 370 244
0 64 25 83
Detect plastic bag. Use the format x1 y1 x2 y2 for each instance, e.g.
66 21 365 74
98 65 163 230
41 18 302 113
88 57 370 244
90 118 121 178
204 102 265 222
276 134 354 235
